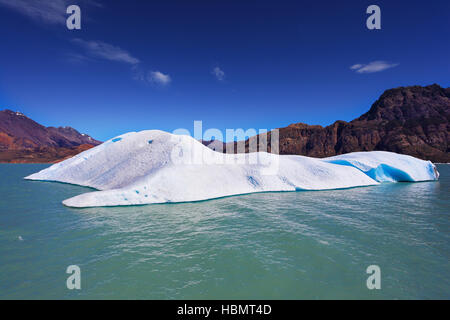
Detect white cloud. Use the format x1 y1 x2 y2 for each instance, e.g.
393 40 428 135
0 0 101 25
72 39 140 65
350 61 399 74
212 67 225 81
148 71 171 86
350 64 363 70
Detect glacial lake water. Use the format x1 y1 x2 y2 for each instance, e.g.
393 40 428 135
0 164 449 299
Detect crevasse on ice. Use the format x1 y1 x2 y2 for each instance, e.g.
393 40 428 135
25 130 439 208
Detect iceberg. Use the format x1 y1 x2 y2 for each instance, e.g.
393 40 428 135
25 130 439 208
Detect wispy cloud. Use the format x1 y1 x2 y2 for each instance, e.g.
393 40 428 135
0 0 67 24
350 64 363 70
65 52 93 64
71 38 172 86
0 0 100 25
212 67 225 81
148 71 172 86
72 39 140 65
350 61 399 74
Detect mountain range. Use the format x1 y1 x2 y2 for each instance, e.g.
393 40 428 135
0 110 101 163
1 84 449 163
203 84 450 163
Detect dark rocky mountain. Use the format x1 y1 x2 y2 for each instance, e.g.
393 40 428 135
217 84 450 163
0 109 101 163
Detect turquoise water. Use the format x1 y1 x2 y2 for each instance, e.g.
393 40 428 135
0 164 449 299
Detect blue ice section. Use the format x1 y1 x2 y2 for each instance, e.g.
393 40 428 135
112 138 122 143
326 160 414 182
366 164 413 182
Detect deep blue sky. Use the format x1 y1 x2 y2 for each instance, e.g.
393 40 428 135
0 0 449 141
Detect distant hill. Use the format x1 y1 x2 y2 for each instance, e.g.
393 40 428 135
208 84 450 163
0 110 101 163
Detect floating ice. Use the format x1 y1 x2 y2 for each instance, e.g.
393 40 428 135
324 151 439 182
25 130 439 208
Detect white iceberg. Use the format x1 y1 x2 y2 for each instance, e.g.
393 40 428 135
25 130 439 208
